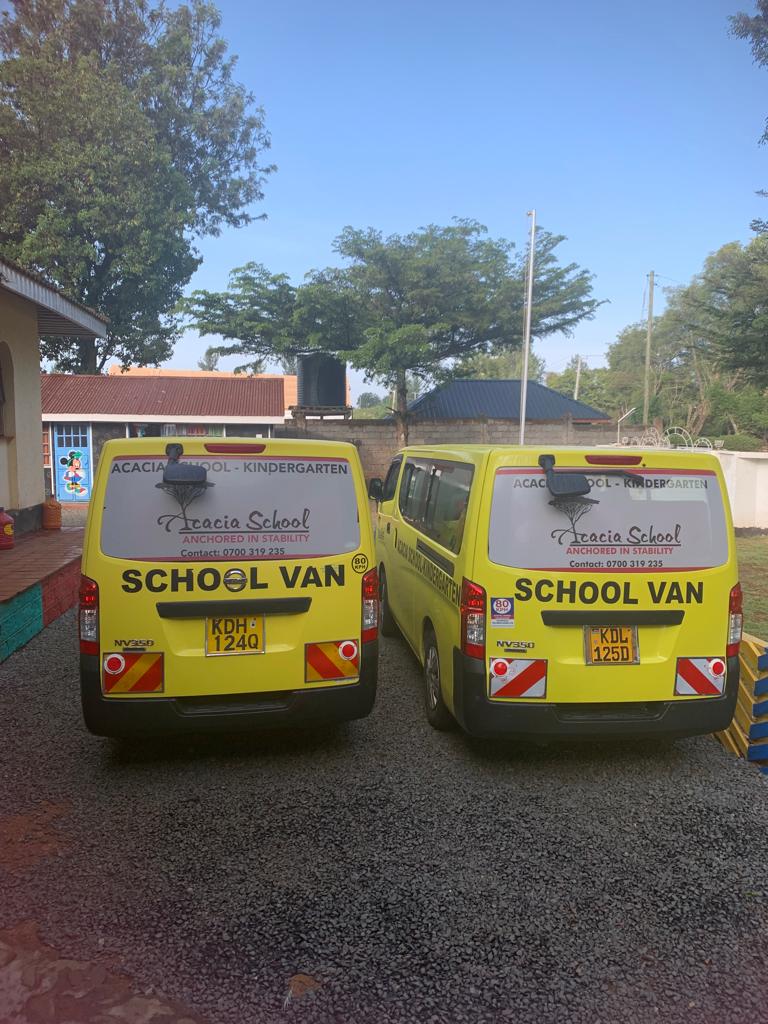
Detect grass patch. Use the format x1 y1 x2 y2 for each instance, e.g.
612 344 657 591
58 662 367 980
736 536 768 640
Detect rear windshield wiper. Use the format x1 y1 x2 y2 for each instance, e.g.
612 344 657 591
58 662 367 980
538 454 599 506
155 443 214 517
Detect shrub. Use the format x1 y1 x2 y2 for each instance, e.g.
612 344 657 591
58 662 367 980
717 434 764 452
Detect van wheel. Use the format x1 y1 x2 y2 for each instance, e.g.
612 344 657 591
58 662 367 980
379 568 397 638
423 627 454 731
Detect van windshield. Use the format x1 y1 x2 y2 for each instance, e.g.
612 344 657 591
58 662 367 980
488 466 729 571
101 454 360 561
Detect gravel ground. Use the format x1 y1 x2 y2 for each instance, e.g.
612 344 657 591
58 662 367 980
1 611 768 1024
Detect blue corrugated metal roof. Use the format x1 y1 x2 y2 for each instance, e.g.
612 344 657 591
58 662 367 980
407 379 610 421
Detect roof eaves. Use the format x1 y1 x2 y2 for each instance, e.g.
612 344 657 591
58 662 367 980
0 258 108 337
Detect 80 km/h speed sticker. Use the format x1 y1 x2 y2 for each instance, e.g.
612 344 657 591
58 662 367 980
490 597 515 628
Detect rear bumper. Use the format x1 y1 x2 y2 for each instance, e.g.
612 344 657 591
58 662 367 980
80 642 378 737
451 649 739 740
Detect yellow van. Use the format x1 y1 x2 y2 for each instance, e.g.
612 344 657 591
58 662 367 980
79 438 378 737
370 445 741 739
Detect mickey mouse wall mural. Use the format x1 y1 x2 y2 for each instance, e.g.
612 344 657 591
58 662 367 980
59 450 89 498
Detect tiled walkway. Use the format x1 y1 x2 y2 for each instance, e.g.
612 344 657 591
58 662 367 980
0 528 83 604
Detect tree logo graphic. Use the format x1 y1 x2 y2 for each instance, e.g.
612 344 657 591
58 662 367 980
549 495 599 546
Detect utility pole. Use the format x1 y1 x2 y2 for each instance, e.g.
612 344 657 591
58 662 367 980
643 270 655 426
519 209 536 445
574 354 582 400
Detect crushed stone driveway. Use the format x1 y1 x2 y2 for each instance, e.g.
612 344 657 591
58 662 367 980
1 611 768 1024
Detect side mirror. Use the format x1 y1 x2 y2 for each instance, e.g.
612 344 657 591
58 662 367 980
538 454 592 500
368 478 384 501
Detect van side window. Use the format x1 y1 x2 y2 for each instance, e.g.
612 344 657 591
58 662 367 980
398 460 430 526
382 457 402 502
423 461 473 553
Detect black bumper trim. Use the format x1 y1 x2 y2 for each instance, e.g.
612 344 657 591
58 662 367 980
156 597 311 618
80 642 378 737
541 610 685 627
451 648 738 740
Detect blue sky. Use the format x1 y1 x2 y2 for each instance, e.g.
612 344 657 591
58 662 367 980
170 0 767 400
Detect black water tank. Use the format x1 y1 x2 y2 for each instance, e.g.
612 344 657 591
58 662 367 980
297 354 346 406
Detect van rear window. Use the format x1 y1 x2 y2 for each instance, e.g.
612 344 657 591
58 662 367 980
101 455 360 561
489 467 729 571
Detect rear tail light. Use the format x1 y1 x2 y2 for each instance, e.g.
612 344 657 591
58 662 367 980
727 582 743 658
79 575 99 656
461 578 486 660
362 567 379 643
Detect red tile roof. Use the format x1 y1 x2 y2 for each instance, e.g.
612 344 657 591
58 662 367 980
41 373 285 419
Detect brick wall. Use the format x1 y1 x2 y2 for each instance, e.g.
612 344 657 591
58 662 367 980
1 559 81 663
276 416 618 480
41 560 81 627
0 584 43 662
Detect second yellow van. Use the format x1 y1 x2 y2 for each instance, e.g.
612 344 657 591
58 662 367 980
370 445 740 739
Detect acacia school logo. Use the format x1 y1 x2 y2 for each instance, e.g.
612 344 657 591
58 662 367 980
549 496 599 546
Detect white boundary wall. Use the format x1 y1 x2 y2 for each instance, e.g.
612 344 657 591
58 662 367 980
712 451 768 531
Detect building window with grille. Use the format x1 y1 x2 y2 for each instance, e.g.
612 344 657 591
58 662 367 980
55 424 89 449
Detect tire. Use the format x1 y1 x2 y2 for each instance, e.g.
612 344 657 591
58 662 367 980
423 626 454 731
379 568 397 638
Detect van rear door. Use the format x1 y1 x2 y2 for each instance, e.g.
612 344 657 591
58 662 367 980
91 440 371 699
480 450 737 706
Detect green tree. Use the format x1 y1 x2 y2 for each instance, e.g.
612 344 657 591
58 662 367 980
185 264 298 374
452 347 546 382
732 2 768 232
546 357 615 416
667 238 768 387
319 222 600 442
0 0 272 372
354 401 390 420
197 346 221 372
357 391 384 408
185 221 600 443
603 240 768 436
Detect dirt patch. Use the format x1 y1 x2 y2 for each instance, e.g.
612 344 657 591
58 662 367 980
0 802 69 874
0 921 205 1024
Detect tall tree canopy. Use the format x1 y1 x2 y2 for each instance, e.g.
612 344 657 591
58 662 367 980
186 220 600 441
452 347 546 383
669 236 768 386
0 0 272 372
559 236 768 444
187 263 297 374
732 2 768 231
328 222 599 432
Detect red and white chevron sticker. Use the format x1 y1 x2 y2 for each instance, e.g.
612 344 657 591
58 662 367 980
489 658 547 699
674 657 727 697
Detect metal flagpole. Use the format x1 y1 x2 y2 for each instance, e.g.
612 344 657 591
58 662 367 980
642 270 655 426
519 209 536 445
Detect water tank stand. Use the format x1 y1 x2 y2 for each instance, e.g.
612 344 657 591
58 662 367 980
289 405 353 421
